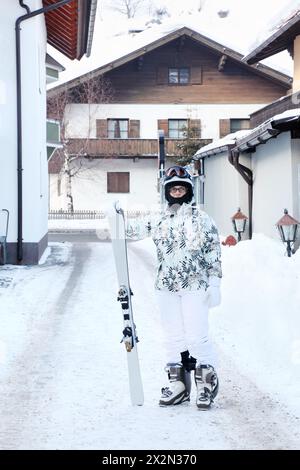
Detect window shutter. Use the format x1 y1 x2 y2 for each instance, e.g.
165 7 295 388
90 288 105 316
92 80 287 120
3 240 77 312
191 66 202 85
96 119 107 138
219 119 231 138
107 172 117 193
107 172 129 193
118 173 130 192
156 65 168 85
129 120 140 138
189 119 201 138
157 119 169 137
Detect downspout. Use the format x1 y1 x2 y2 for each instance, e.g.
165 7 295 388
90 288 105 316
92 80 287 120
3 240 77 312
199 157 205 206
16 0 74 262
228 148 253 239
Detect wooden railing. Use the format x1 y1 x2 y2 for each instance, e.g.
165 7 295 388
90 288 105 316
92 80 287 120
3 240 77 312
66 138 212 157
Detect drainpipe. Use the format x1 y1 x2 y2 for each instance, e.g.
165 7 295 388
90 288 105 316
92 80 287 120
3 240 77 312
228 148 253 239
16 0 74 262
198 157 205 206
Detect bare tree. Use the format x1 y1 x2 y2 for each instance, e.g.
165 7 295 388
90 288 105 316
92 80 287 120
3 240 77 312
108 0 146 18
47 74 113 212
146 5 170 25
197 0 206 12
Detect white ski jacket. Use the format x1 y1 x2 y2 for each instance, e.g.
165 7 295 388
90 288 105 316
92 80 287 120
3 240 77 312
126 203 222 292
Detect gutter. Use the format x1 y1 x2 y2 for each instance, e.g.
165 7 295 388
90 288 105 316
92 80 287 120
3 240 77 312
16 0 74 262
85 0 98 57
77 0 98 59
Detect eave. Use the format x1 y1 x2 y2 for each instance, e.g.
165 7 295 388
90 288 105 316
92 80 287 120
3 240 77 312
47 25 292 98
244 11 300 65
43 0 97 60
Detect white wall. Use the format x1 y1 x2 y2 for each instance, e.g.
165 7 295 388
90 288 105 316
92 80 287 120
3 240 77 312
202 151 250 238
198 132 298 243
49 156 183 212
64 103 265 141
291 138 300 222
252 132 293 239
50 158 157 211
0 1 48 250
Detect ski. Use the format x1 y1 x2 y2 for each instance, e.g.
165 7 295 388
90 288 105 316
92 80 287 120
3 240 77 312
108 201 144 406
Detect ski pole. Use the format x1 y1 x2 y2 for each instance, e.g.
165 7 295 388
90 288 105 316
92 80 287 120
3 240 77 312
158 130 165 207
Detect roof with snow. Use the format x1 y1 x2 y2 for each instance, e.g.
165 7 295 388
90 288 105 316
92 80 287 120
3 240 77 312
194 108 300 158
244 7 300 65
47 23 292 97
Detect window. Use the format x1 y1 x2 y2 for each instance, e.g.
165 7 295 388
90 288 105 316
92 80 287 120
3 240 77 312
107 172 130 193
168 119 188 138
108 119 129 138
230 119 250 133
168 68 190 84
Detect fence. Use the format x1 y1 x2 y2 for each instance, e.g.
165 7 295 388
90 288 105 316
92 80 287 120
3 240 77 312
48 210 151 220
49 210 105 220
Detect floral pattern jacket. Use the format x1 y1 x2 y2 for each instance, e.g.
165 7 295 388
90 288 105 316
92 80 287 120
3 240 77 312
126 203 222 292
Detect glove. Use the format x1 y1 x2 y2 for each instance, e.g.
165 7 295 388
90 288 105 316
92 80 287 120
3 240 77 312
208 276 221 308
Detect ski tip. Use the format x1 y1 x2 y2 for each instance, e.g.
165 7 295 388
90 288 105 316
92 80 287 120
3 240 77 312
113 200 120 212
114 200 124 214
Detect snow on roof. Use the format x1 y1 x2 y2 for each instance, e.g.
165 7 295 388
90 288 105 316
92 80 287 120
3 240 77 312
272 107 300 121
244 0 300 57
47 11 292 91
195 108 300 157
195 130 253 156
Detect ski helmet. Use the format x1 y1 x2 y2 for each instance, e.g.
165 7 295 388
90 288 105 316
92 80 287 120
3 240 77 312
164 165 193 205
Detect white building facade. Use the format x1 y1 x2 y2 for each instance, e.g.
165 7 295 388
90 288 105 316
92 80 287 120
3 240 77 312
49 102 273 212
1 0 47 264
0 0 97 263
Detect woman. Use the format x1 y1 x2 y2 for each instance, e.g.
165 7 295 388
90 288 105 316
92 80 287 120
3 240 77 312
126 165 222 409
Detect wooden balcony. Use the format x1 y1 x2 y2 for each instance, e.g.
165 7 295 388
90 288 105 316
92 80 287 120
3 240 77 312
250 91 300 128
67 138 212 158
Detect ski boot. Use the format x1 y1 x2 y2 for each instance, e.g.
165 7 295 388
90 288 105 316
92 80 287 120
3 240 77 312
159 363 191 406
194 364 219 410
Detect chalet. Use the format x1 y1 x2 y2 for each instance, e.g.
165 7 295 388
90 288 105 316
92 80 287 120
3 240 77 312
0 0 97 264
47 23 291 212
194 7 300 245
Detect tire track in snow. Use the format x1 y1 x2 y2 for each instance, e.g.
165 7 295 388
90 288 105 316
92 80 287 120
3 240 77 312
0 243 91 450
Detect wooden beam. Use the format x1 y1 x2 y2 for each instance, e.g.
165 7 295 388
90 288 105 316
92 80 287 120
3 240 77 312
177 35 185 52
218 54 227 72
137 56 144 71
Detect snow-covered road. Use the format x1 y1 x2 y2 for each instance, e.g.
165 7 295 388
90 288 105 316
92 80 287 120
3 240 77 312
0 241 299 450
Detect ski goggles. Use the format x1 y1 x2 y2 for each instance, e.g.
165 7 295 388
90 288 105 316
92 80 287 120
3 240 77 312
164 166 190 181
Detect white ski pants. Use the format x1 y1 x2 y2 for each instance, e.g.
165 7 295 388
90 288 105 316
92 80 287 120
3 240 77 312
156 290 217 368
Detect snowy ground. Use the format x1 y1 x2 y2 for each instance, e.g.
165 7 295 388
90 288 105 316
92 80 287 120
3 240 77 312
0 235 299 450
